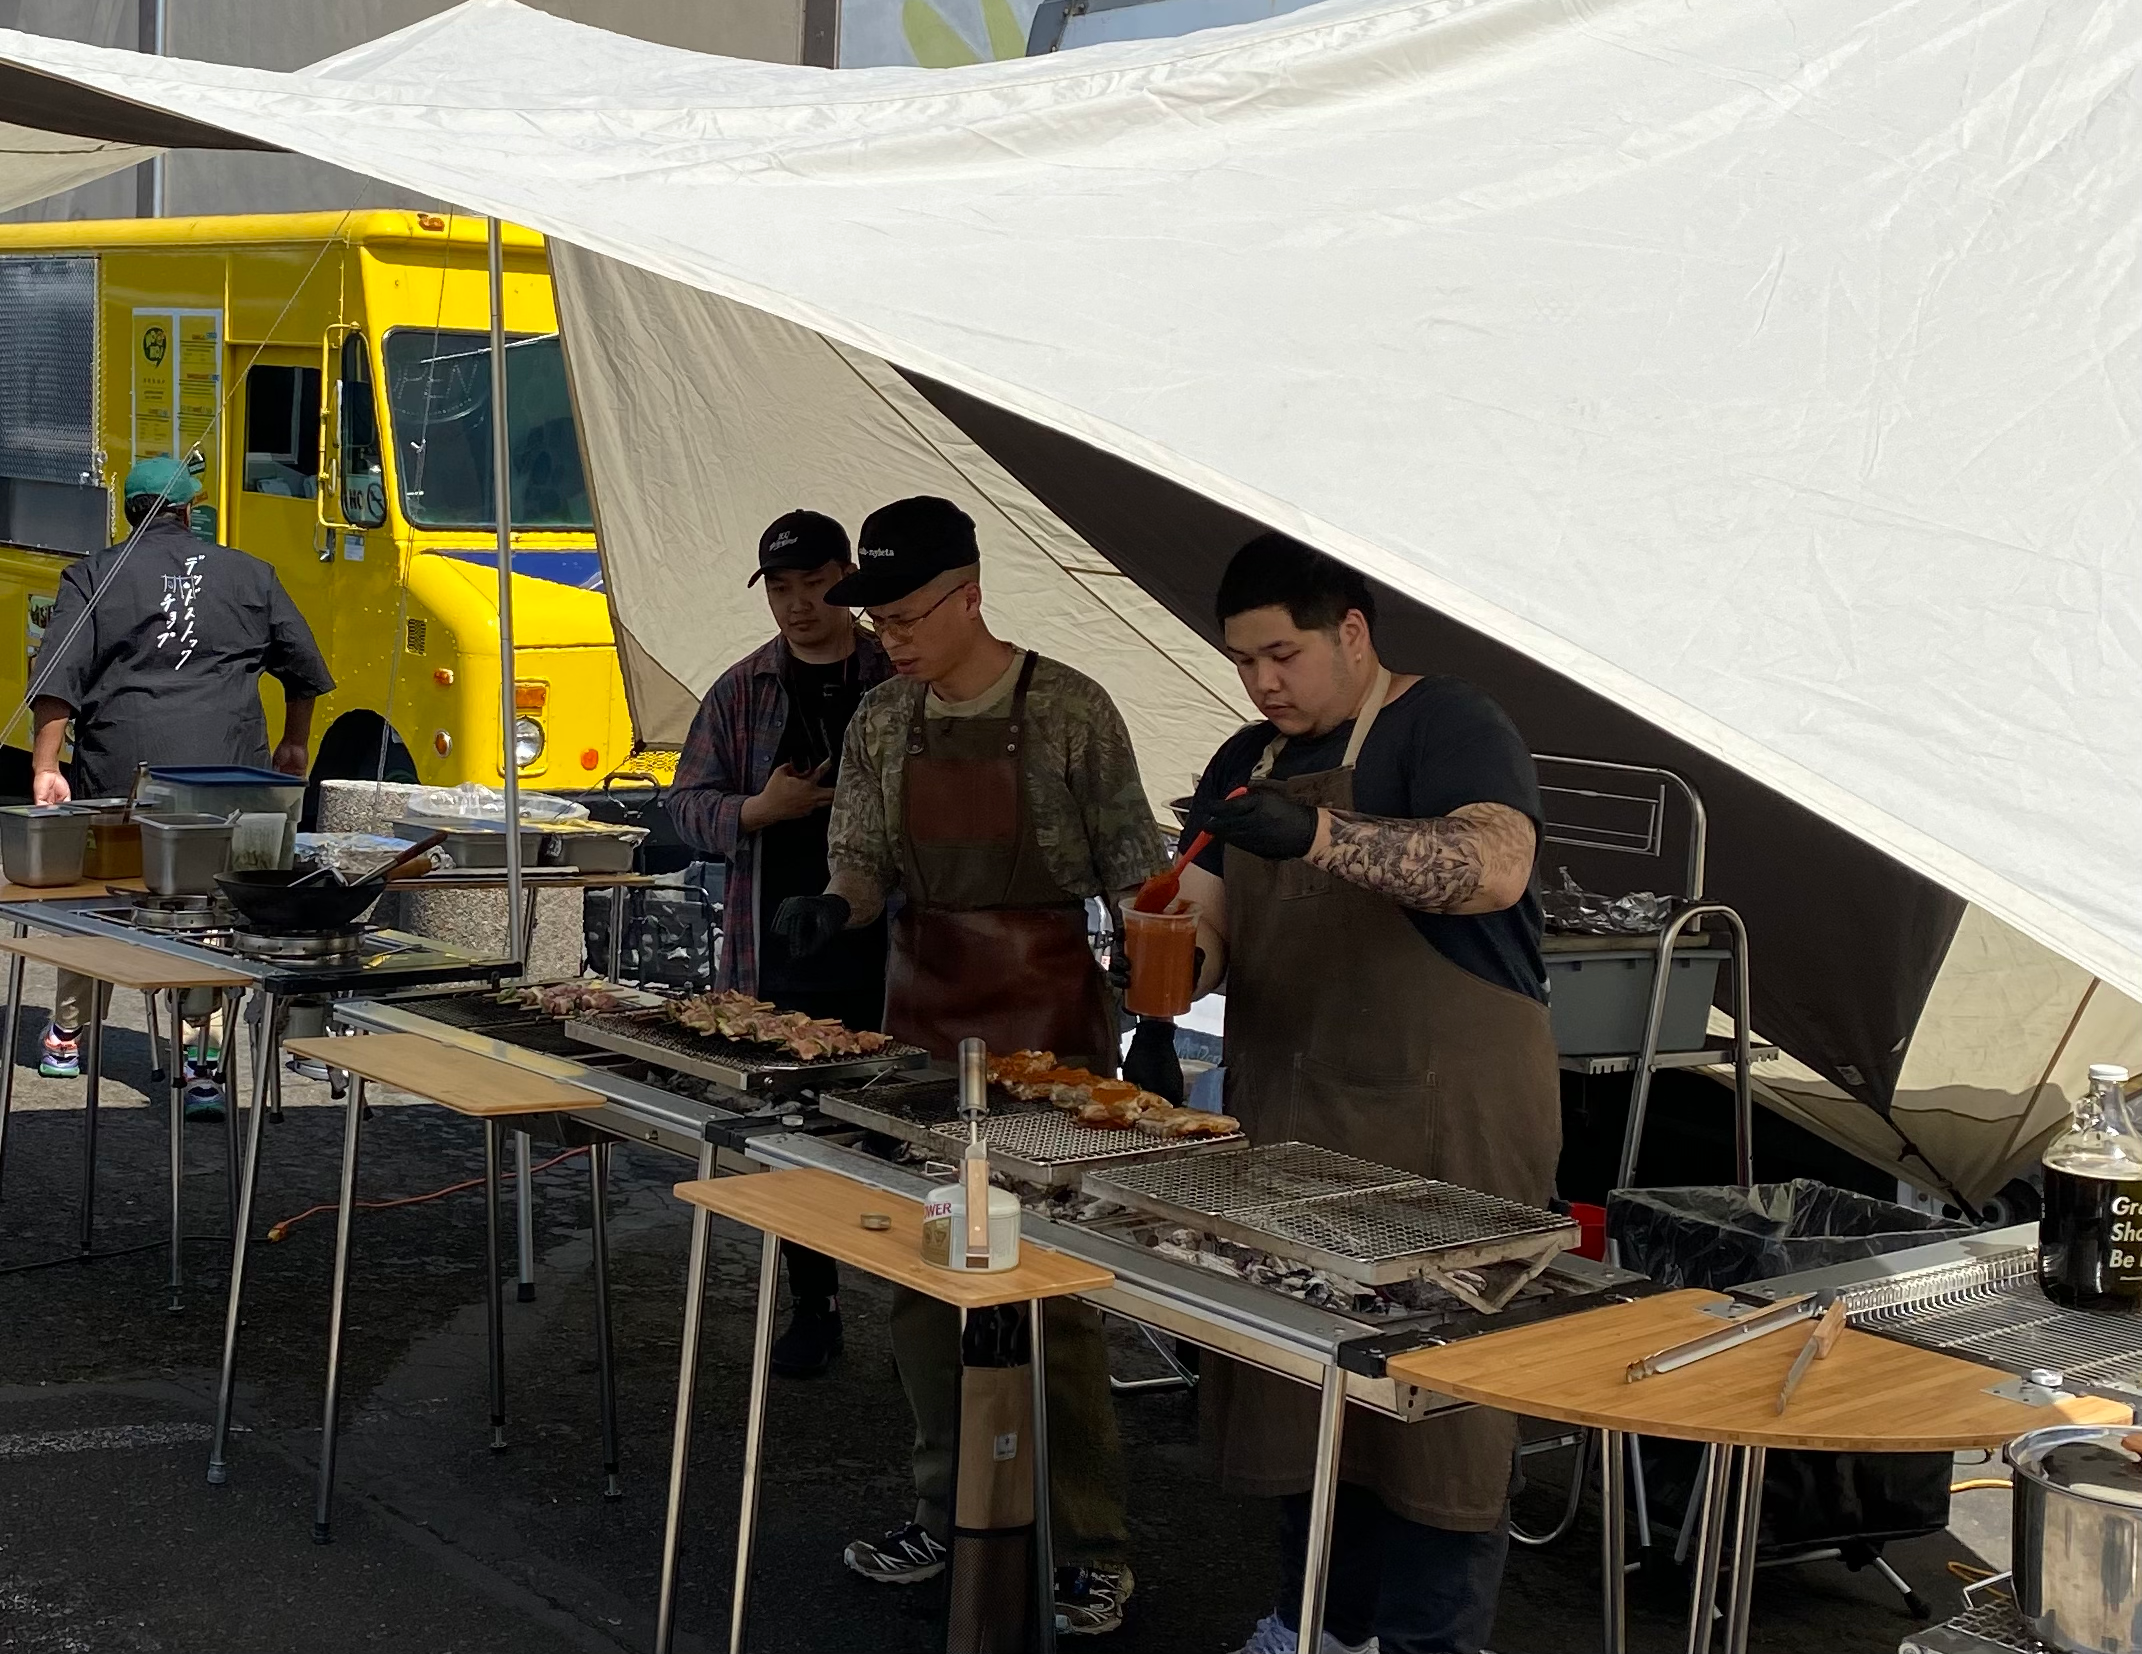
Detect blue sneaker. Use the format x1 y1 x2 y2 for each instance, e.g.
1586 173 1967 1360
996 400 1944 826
182 1079 226 1124
38 1024 80 1079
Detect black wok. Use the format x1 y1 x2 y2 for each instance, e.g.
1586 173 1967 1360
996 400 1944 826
212 829 448 932
214 869 386 931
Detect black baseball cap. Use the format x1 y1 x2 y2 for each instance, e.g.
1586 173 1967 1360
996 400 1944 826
824 496 979 608
748 509 850 585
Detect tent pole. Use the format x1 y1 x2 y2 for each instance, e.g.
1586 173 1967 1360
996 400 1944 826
487 216 524 971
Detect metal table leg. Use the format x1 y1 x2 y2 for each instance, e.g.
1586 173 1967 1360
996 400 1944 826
78 999 103 1254
220 989 242 1232
485 1119 508 1450
608 885 626 982
515 1128 536 1302
1684 1440 1732 1654
163 988 185 1311
1721 1446 1766 1654
727 1231 781 1654
1031 1299 1058 1654
144 990 164 1083
1295 1363 1348 1651
654 1142 719 1654
313 1074 365 1543
0 926 24 1198
589 1141 622 1498
1600 1428 1626 1654
209 989 278 1486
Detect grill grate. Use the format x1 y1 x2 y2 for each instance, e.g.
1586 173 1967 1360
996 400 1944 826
921 1108 1242 1171
816 1080 1240 1186
1250 1182 1573 1265
1844 1247 2142 1390
1089 1143 1419 1215
1901 1599 2045 1654
568 1013 926 1093
1085 1141 1578 1287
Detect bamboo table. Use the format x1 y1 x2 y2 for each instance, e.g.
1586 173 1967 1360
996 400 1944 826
277 1034 612 1540
1388 1289 2131 1654
655 1166 1115 1654
0 930 250 1309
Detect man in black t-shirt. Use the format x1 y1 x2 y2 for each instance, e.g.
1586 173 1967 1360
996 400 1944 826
1168 534 1561 1654
670 510 893 1377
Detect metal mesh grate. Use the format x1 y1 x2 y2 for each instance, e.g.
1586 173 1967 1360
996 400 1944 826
1902 1599 2045 1654
1846 1248 2142 1388
1090 1143 1419 1215
1248 1182 1575 1264
392 993 531 1031
923 1108 1241 1167
0 257 98 486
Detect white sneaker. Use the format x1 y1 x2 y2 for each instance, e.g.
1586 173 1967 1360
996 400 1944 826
1230 1610 1377 1654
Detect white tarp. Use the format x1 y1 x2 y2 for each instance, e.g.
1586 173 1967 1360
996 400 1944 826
1 0 2138 997
0 123 150 214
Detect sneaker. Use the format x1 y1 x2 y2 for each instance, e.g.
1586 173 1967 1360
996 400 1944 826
38 1024 79 1079
182 1079 226 1124
770 1298 844 1379
1230 1611 1376 1654
843 1521 948 1585
183 1049 222 1081
1057 1564 1135 1637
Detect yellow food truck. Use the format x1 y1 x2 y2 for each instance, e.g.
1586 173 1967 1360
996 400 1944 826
0 210 637 807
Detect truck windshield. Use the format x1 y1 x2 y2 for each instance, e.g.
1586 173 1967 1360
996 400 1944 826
382 329 592 530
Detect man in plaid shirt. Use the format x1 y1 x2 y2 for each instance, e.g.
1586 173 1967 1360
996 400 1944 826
668 508 892 1376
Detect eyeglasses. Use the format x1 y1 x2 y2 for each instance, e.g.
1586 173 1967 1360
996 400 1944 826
866 582 968 642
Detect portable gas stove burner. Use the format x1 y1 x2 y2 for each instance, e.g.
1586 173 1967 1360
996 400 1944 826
227 926 368 962
124 894 235 934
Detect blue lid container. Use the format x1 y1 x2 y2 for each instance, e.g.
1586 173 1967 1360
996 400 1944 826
147 766 306 788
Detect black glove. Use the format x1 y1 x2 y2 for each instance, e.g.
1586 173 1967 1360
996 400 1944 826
771 893 851 960
1201 789 1318 861
1120 1017 1186 1104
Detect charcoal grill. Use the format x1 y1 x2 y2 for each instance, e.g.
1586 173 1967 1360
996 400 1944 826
1900 1595 2049 1654
1086 1142 1579 1309
566 1011 926 1093
816 1073 1243 1187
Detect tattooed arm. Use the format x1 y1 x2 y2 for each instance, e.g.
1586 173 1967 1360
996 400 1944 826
1305 801 1536 914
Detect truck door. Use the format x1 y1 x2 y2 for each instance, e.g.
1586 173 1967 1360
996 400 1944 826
229 346 328 740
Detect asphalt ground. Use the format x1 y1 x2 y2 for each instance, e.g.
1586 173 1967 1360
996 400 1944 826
0 968 2000 1654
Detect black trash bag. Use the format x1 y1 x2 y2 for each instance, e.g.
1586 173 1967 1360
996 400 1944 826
1608 1179 1971 1291
1611 1179 1972 1570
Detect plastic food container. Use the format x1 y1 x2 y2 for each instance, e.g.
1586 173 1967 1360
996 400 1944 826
0 805 92 888
138 812 236 895
921 1181 1021 1272
1122 903 1199 1018
143 767 305 869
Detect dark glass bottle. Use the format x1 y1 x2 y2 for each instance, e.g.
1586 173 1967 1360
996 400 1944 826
2040 1064 2142 1310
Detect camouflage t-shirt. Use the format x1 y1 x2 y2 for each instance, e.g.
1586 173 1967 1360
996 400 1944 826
827 650 1167 901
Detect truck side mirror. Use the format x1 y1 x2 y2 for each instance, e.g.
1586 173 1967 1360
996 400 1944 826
337 332 387 529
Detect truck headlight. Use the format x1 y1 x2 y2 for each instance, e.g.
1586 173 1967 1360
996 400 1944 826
513 717 545 768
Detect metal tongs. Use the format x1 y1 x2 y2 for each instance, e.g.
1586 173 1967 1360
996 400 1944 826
957 1037 991 1270
1625 1292 1818 1383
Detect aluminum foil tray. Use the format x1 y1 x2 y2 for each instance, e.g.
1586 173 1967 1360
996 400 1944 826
566 1014 927 1094
1086 1142 1578 1288
815 1078 1242 1188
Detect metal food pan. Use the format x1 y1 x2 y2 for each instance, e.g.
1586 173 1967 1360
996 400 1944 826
567 1013 927 1093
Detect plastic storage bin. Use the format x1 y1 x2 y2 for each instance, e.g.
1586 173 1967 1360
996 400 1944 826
1543 937 1727 1055
143 767 305 868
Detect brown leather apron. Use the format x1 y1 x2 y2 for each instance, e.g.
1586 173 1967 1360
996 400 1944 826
882 652 1117 1072
1203 671 1561 1529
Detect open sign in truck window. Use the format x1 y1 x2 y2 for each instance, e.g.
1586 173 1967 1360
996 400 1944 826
383 329 592 529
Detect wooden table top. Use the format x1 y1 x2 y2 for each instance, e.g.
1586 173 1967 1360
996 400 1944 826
676 1168 1115 1310
0 878 144 904
0 931 252 991
1387 1289 2130 1451
284 1034 595 1119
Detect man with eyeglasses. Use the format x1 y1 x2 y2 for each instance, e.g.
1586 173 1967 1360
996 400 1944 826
774 494 1165 1637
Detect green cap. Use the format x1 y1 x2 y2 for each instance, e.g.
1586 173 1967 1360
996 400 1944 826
123 455 201 506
